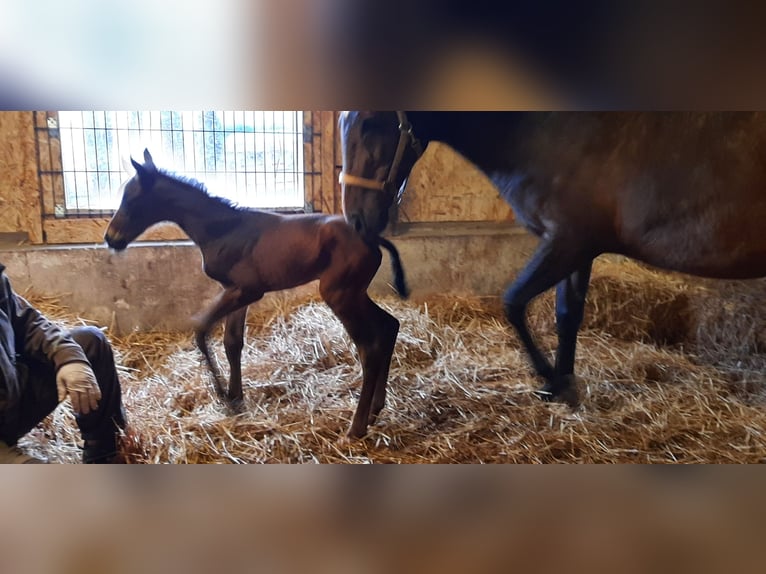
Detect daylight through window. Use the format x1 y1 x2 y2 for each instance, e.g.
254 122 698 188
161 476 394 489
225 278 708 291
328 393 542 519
56 111 305 213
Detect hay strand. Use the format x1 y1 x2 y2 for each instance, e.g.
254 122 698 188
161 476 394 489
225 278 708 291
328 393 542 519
17 258 766 463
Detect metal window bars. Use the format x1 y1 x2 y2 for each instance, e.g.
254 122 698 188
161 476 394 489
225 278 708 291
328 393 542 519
35 111 306 218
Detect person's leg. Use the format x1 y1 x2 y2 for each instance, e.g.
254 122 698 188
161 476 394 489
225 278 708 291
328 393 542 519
0 326 125 463
0 360 58 446
0 357 58 463
69 327 126 462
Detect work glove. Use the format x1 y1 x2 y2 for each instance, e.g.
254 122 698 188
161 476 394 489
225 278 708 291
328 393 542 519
56 362 102 415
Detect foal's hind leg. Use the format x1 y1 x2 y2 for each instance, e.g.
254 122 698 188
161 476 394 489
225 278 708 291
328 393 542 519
368 305 399 423
503 239 592 405
321 287 396 438
318 224 397 438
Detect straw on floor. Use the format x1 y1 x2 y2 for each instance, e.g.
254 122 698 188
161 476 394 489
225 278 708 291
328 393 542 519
18 258 766 463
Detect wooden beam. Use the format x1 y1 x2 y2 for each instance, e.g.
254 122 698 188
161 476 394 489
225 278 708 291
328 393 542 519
43 218 189 244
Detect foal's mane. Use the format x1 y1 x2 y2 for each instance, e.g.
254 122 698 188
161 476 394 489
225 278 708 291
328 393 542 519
156 168 242 211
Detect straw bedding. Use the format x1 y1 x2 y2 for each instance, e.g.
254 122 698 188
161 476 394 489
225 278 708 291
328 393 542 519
17 258 766 463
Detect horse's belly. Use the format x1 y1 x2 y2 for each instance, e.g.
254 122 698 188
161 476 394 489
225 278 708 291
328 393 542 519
626 228 766 280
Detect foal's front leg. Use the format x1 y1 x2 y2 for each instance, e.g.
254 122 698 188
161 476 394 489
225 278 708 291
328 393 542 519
223 306 248 409
192 286 263 406
194 328 226 399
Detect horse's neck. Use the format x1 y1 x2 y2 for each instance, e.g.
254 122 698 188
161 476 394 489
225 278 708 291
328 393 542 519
156 179 240 246
409 111 524 173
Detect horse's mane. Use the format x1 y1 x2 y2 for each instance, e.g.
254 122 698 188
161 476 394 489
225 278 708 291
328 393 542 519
157 168 242 210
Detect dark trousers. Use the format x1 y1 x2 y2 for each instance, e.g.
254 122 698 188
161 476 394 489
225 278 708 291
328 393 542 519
1 326 125 446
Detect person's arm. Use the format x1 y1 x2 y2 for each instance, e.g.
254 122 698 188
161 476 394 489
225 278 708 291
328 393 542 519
6 277 101 414
10 291 89 369
0 272 21 418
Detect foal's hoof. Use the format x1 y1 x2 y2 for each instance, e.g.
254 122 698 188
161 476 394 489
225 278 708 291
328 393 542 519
225 396 245 414
208 376 226 399
536 375 580 408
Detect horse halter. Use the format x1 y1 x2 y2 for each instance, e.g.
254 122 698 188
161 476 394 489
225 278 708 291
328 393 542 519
339 111 424 195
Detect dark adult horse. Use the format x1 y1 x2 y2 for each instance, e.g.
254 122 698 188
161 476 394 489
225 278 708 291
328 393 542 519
339 111 766 405
105 149 407 438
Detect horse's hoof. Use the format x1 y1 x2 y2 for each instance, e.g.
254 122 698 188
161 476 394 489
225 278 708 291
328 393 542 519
536 376 580 408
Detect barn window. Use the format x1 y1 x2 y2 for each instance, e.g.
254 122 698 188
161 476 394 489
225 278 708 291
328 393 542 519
35 111 307 219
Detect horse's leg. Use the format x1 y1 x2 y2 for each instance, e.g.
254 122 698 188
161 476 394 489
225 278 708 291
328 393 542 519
503 239 591 404
192 286 263 403
551 262 593 406
223 305 249 410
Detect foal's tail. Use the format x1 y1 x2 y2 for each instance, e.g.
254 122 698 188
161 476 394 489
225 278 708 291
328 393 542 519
378 237 409 299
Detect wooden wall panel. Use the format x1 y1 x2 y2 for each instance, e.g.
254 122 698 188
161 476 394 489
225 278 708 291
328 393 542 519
0 112 44 243
399 141 514 223
44 219 188 245
319 110 339 214
303 110 340 215
1 111 513 248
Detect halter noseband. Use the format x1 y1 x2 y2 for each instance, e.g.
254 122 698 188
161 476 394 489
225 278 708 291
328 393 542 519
339 111 423 194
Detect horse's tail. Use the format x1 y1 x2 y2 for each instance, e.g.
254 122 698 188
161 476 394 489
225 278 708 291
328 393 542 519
378 236 409 299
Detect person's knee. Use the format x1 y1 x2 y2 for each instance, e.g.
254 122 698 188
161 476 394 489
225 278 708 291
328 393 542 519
68 326 124 426
69 326 112 363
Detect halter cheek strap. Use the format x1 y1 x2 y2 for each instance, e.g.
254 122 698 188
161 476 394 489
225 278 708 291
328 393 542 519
339 111 423 193
338 172 386 191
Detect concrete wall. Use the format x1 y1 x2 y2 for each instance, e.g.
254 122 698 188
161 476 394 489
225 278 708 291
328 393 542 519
0 223 538 335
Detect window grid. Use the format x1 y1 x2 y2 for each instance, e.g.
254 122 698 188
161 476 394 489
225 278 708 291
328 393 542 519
36 111 306 218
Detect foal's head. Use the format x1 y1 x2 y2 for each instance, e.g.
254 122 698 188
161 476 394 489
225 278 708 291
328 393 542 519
105 149 167 251
338 111 420 240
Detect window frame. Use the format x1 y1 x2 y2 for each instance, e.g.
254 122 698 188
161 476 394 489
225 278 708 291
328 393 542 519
33 110 341 245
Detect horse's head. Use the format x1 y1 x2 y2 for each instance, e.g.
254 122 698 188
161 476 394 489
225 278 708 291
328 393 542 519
339 111 422 240
104 149 163 251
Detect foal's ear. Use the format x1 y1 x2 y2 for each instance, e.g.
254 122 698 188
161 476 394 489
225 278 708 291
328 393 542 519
130 149 157 174
130 149 157 173
143 148 156 169
131 149 158 188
